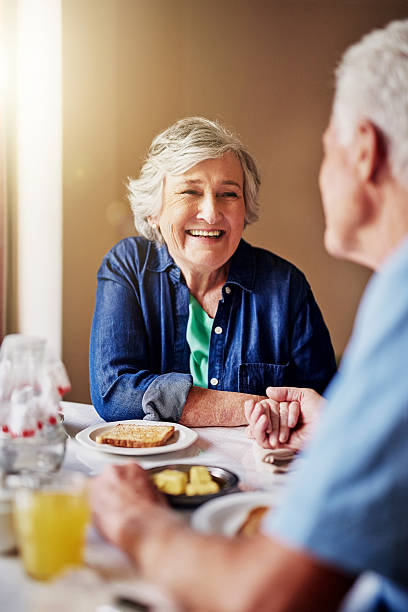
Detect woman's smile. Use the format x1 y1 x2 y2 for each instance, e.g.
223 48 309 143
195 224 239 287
155 152 245 278
185 229 225 238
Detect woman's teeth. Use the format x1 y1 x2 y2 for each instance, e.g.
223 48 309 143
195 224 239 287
186 230 223 237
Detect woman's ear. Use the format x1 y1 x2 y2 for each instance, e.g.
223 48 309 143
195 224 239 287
354 120 386 183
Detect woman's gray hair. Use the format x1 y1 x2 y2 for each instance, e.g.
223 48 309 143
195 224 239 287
128 117 260 242
333 19 408 188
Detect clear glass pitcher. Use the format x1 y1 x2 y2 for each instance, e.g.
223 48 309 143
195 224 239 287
0 335 70 474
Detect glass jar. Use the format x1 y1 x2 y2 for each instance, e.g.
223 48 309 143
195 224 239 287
0 335 68 474
0 480 16 554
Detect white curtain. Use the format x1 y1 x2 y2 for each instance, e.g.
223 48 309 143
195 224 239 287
2 0 62 355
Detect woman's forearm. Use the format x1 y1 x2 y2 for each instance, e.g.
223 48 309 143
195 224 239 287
179 387 266 427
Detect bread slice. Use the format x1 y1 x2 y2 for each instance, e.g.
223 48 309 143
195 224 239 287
237 506 269 536
95 423 175 448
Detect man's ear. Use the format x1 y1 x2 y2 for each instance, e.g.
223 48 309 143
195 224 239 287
354 120 386 183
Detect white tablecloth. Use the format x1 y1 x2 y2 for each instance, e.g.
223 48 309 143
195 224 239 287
0 401 293 612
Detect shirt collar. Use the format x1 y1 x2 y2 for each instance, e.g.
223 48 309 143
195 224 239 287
146 241 176 273
146 238 255 292
227 239 255 292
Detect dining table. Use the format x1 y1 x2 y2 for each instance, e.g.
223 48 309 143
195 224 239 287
0 400 300 612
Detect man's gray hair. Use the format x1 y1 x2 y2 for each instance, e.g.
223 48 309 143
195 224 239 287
333 19 408 188
128 117 260 242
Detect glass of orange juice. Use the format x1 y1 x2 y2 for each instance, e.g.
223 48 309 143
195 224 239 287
13 470 90 580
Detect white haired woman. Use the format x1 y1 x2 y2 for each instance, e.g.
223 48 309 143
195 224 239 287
89 117 336 434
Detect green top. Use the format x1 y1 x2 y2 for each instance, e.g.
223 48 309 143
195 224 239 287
186 294 213 388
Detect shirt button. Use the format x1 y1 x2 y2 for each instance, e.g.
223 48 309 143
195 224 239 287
210 377 219 386
225 286 231 294
214 326 223 335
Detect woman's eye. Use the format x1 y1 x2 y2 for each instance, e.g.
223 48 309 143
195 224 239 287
181 190 199 196
221 192 238 198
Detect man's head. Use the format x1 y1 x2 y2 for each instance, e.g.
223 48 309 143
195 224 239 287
319 20 408 267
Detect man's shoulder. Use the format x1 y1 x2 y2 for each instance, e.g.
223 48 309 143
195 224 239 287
357 237 408 323
382 236 408 280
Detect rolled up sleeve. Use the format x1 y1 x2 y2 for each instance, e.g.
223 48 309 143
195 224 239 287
142 372 192 422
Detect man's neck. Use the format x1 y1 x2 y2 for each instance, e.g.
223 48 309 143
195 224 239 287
371 180 408 270
348 179 408 271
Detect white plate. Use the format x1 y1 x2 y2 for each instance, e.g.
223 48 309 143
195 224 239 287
75 419 198 456
191 491 280 537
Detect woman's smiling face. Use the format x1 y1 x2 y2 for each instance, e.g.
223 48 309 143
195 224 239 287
155 152 245 276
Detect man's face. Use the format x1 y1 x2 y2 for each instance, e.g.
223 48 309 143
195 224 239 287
319 120 367 261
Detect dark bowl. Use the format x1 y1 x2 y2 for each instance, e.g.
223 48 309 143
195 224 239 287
147 463 240 508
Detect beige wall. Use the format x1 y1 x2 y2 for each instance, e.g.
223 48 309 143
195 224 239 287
62 0 408 402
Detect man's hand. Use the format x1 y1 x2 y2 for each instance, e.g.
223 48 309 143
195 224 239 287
89 463 173 556
89 448 353 612
245 386 324 451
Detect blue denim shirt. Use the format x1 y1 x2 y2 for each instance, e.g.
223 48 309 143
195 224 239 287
89 237 336 422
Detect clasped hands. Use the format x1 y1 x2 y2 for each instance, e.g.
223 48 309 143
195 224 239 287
245 386 323 452
90 386 324 553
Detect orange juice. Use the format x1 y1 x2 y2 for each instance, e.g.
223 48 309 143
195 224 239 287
14 473 89 580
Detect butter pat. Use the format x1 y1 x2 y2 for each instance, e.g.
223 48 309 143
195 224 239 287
189 466 213 484
186 466 220 496
152 469 188 495
185 480 220 496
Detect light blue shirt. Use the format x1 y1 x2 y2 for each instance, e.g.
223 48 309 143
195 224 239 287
265 237 408 610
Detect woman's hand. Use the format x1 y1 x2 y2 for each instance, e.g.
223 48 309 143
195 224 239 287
245 386 324 451
245 398 300 447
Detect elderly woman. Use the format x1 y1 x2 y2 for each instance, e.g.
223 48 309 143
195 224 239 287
89 117 336 428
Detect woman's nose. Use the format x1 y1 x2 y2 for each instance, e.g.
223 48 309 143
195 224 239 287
196 193 222 224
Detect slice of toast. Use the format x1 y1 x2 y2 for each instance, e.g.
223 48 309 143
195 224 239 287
95 423 175 448
237 506 269 536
